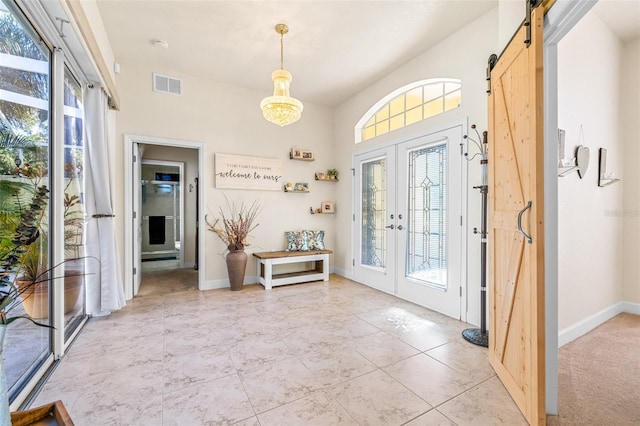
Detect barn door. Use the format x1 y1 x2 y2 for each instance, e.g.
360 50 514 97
487 3 545 426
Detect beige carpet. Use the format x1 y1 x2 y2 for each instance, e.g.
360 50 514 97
548 312 640 425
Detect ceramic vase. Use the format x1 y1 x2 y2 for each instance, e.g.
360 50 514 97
226 249 247 291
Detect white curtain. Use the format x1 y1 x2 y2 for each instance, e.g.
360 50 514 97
83 86 126 315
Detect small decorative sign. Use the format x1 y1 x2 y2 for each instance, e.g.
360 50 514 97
215 153 283 191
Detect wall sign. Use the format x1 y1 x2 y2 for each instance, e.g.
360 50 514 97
214 153 283 191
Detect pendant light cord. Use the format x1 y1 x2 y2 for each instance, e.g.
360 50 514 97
280 32 284 70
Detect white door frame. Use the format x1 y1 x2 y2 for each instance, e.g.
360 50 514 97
351 119 468 322
543 0 598 415
141 159 185 268
124 134 205 299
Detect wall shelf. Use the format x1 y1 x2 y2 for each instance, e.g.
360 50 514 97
315 176 339 182
598 148 620 187
289 153 314 161
310 207 334 214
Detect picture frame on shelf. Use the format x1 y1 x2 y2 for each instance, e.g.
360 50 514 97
302 150 314 160
315 172 325 180
291 147 303 159
295 182 310 192
321 200 335 213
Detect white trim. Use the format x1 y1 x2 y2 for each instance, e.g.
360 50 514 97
124 134 205 299
622 301 640 315
558 301 638 347
51 48 65 358
9 354 55 411
333 266 351 279
0 89 48 110
0 52 48 73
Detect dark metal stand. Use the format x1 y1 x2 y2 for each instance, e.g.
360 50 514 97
463 127 489 347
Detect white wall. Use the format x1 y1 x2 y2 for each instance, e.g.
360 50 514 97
112 62 335 286
557 10 625 329
333 9 499 325
498 0 525 50
622 37 640 305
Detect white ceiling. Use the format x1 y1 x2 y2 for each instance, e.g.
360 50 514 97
592 0 640 43
95 1 640 108
95 0 497 107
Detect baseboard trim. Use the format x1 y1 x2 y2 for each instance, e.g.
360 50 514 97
332 267 351 279
558 301 639 347
201 275 258 291
622 301 640 315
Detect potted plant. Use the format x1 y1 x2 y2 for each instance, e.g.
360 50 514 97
0 125 85 320
205 197 261 291
326 168 339 181
6 163 83 320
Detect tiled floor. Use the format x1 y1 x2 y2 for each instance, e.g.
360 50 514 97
34 273 526 425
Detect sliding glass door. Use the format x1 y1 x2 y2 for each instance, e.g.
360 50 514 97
0 0 52 398
0 0 90 403
354 125 464 319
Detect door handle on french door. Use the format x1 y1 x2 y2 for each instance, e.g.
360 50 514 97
517 201 533 244
397 225 404 230
385 224 395 229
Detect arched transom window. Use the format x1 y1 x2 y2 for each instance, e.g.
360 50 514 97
356 78 462 143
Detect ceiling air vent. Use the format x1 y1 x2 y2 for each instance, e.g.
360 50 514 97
153 73 182 95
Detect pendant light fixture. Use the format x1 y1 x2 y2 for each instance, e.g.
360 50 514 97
260 23 303 127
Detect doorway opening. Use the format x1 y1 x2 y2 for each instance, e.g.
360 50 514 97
124 135 205 299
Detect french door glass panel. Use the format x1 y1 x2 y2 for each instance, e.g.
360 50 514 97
354 147 396 294
406 143 448 288
354 125 463 320
396 127 463 319
361 157 387 269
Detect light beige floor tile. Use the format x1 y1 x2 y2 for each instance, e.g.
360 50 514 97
426 339 495 383
239 356 323 413
404 409 457 425
164 324 229 359
71 392 164 426
163 345 236 391
163 373 255 426
358 307 456 351
300 345 378 387
384 353 479 407
232 417 261 426
438 376 528 425
257 390 358 426
226 334 294 371
36 276 530 425
329 369 431 425
349 331 420 367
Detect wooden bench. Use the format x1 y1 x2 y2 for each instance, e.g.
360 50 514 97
253 250 332 290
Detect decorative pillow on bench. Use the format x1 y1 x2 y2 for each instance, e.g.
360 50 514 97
285 230 325 251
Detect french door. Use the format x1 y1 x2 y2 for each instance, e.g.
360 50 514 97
354 125 464 319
